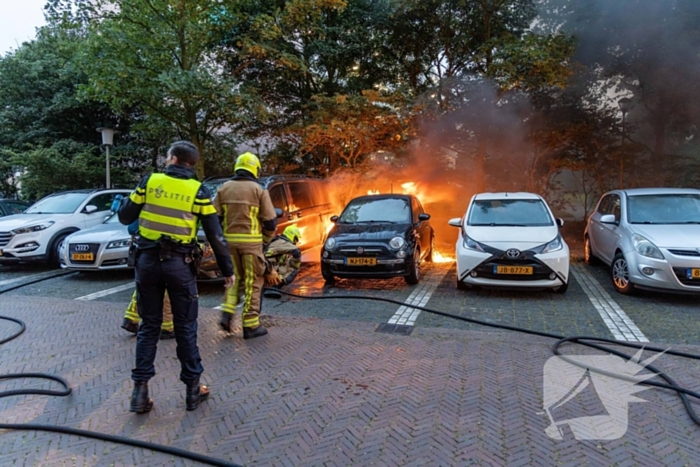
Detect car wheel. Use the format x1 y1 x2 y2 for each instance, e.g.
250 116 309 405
50 234 68 268
611 252 634 295
321 266 335 284
457 278 469 291
426 236 435 263
584 236 600 266
405 248 421 285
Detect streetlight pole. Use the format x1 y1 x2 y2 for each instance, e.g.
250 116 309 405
97 127 115 189
618 98 632 189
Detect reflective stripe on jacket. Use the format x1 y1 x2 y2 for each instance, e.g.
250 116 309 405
214 179 276 245
137 173 201 243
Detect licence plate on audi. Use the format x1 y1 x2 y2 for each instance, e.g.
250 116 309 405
346 257 377 266
71 253 94 261
688 268 700 279
494 265 533 275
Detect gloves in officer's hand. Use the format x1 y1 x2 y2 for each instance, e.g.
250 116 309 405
264 270 282 287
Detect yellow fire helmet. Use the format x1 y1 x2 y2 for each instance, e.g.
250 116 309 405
283 225 302 244
234 151 261 178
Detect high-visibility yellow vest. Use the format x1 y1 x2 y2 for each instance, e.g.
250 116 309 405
138 173 201 243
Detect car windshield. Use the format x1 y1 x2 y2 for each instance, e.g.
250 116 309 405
24 193 89 214
627 194 700 224
105 212 122 224
468 199 553 226
339 197 411 223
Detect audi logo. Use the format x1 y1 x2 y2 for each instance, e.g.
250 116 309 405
505 249 521 259
357 247 364 254
74 244 90 252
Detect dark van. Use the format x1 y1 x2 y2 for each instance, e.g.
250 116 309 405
198 174 333 281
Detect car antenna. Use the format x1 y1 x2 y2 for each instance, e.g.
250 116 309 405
391 181 393 194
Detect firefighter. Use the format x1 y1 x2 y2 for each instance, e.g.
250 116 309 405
118 141 234 413
264 225 302 288
215 152 277 339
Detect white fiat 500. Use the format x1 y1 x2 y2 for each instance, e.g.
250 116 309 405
449 192 570 292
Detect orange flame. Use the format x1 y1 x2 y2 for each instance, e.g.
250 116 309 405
431 249 455 263
367 189 380 195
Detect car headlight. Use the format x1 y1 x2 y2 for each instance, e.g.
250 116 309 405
631 234 664 259
542 235 563 254
389 236 405 250
12 221 55 235
325 237 336 251
107 239 132 249
464 235 485 252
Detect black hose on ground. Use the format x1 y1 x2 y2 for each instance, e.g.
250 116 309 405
268 288 700 428
0 273 243 467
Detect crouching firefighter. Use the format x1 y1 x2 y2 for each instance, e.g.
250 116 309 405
264 225 302 290
216 152 277 339
118 141 234 413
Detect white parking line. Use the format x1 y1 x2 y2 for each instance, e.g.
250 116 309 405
571 263 648 342
75 283 135 301
388 267 449 326
0 270 60 287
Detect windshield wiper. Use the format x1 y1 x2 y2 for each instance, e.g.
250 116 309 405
665 221 700 224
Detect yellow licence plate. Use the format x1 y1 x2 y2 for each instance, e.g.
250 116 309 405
346 257 377 266
495 265 533 275
71 253 94 261
689 268 700 279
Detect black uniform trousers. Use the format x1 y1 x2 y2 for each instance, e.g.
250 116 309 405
132 250 203 385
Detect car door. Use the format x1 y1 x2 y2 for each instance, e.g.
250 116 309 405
412 197 431 257
285 181 316 250
588 195 611 262
596 194 622 263
82 192 126 228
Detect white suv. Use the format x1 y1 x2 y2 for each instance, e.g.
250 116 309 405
0 189 131 266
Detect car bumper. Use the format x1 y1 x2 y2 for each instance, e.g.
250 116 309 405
0 233 51 263
61 245 131 271
455 244 570 290
624 249 700 294
322 257 409 278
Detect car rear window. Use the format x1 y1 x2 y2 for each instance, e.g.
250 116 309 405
339 197 411 223
468 199 553 226
627 194 700 224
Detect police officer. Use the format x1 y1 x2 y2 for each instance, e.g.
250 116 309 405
215 152 277 339
264 225 302 288
118 141 234 413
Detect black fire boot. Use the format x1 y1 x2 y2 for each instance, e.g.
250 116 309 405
185 383 210 411
219 312 233 332
121 318 139 334
130 381 153 413
159 329 175 340
243 325 268 340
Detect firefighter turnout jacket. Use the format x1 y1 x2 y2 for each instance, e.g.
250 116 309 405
264 235 302 286
118 164 234 278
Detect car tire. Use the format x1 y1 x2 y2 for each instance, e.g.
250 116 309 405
49 234 68 268
611 252 635 295
426 236 435 263
405 248 421 285
321 266 335 284
457 278 469 291
584 236 601 266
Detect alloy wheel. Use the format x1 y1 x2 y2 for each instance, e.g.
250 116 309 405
612 257 629 289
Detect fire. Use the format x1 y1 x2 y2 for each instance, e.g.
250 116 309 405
367 189 380 195
323 216 334 234
297 225 308 245
401 182 417 195
431 249 455 263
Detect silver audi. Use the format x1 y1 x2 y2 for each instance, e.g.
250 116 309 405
59 213 132 270
584 187 700 294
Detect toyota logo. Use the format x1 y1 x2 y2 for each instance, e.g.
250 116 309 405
357 247 364 254
505 249 521 259
74 244 90 252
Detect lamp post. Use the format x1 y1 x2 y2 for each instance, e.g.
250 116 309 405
97 127 115 189
618 98 633 189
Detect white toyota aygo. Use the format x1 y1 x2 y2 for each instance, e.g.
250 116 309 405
449 192 570 292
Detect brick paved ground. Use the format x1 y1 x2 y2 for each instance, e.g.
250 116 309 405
1 296 700 466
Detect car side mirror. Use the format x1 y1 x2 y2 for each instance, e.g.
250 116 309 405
275 207 284 218
600 214 617 224
556 218 564 228
330 215 339 223
418 213 430 221
448 218 461 227
83 205 98 214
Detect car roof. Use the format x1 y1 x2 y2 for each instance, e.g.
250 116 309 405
473 192 542 200
348 194 413 203
45 188 129 196
621 187 700 196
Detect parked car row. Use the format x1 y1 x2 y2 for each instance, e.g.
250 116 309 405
1 183 698 295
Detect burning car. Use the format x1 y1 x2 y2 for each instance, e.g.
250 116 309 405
321 194 434 284
449 192 569 292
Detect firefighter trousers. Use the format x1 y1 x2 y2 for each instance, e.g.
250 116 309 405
125 290 174 332
220 243 266 329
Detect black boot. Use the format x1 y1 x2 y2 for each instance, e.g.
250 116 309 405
159 329 175 340
219 312 233 332
243 325 268 340
186 383 210 411
130 381 153 413
121 318 139 334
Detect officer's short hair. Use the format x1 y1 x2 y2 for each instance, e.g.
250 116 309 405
168 141 200 167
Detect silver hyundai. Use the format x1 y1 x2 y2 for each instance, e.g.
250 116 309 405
584 188 700 294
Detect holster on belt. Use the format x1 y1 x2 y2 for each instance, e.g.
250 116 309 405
157 235 177 261
127 235 138 267
188 243 203 274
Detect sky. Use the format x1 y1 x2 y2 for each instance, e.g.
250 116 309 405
0 0 47 55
